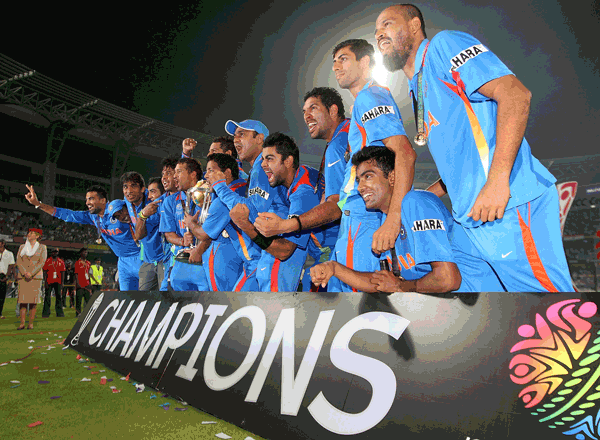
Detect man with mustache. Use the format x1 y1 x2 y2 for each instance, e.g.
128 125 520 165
375 4 571 291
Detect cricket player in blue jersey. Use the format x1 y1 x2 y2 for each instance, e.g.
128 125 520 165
159 157 209 291
186 153 261 291
329 39 416 291
254 87 347 291
207 136 249 181
376 4 572 291
220 133 321 292
24 184 141 291
311 146 462 293
126 172 166 291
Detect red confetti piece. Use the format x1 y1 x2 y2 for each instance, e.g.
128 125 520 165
91 372 99 375
100 378 107 385
89 366 97 369
125 373 131 381
76 355 81 360
33 366 39 370
112 389 121 393
28 421 43 428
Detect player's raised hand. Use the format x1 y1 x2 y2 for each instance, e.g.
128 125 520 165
310 261 336 289
182 138 197 156
25 184 40 206
371 270 403 293
467 180 510 223
254 212 286 237
372 218 401 254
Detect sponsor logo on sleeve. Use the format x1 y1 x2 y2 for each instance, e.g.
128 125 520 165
411 219 445 232
248 187 269 200
449 44 488 72
361 106 395 124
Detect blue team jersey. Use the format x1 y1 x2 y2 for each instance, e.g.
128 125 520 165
53 207 139 258
411 32 556 227
256 165 321 292
236 159 249 181
380 190 456 281
159 191 195 257
213 155 288 223
201 179 248 290
322 119 350 201
153 193 174 264
126 192 165 264
339 80 407 214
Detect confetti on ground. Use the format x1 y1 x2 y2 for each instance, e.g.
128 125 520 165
175 408 187 411
80 378 91 382
125 373 131 381
62 346 69 350
0 363 8 367
107 379 113 382
41 352 48 355
99 370 105 372
11 361 23 364
100 377 107 385
135 384 145 393
76 355 81 360
202 421 217 425
27 421 43 428
161 393 169 398
33 366 39 369
91 372 99 375
112 389 121 393
10 385 20 388
89 366 97 369
215 433 232 439
244 437 256 440
159 403 170 410
10 380 20 384
78 359 87 363
38 380 50 384
50 396 61 400
28 346 33 349
28 340 35 343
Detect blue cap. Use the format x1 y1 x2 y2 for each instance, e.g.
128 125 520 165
107 200 127 220
225 119 269 137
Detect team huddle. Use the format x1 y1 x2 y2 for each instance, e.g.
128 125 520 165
25 5 573 294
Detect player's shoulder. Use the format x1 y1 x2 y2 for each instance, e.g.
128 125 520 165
290 165 318 193
401 190 450 217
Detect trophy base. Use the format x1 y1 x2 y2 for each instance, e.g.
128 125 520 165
174 251 203 265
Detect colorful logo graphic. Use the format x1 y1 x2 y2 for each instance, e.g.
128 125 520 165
510 299 600 439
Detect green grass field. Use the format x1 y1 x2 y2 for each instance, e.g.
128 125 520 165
0 297 265 440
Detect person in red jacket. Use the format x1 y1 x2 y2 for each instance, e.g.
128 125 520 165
42 248 66 318
73 248 91 317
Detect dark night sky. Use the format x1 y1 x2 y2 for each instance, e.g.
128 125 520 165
3 0 599 168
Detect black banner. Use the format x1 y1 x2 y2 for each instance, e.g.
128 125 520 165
67 292 600 440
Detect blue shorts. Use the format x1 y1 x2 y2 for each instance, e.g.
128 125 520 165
170 260 209 292
204 241 243 292
451 186 572 292
331 209 381 292
256 248 307 292
118 255 142 291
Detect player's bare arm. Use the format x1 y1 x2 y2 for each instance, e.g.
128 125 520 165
164 232 185 247
372 135 416 253
426 179 448 198
371 261 461 293
311 260 379 292
468 75 531 223
255 194 341 237
231 204 297 261
136 199 161 240
24 184 55 216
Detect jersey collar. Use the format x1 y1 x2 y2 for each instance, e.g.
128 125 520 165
329 119 351 145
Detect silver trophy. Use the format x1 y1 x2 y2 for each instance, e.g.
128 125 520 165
175 180 212 264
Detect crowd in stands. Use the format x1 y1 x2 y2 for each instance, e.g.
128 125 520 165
0 211 98 243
